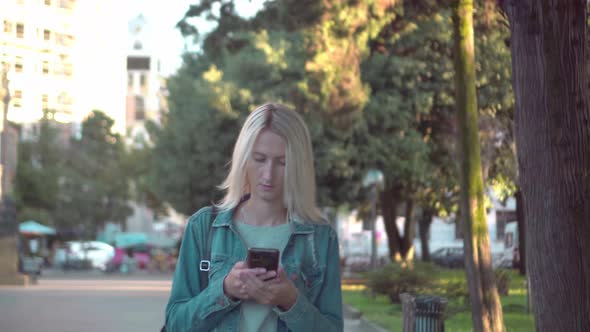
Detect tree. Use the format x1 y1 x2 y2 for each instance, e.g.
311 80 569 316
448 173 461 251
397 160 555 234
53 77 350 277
56 111 131 237
13 111 63 225
451 0 504 331
502 1 590 330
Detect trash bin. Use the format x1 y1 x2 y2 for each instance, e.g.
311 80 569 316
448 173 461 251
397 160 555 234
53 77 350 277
401 293 447 332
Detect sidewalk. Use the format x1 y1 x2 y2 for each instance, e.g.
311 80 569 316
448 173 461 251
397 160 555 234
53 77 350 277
343 303 389 332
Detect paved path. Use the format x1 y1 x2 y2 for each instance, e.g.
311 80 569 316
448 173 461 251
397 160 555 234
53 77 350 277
0 272 378 332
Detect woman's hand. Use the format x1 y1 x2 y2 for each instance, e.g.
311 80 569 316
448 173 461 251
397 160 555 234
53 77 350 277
223 261 276 300
241 267 298 311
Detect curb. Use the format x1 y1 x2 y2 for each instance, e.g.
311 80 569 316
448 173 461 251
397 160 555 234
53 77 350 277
343 304 389 332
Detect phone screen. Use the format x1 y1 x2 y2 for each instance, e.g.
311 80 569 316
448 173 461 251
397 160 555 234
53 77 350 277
247 247 279 271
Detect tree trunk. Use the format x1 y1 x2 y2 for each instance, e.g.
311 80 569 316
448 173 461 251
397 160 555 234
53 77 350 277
451 1 505 331
503 1 590 330
380 186 402 260
401 199 416 260
419 208 434 262
514 189 526 275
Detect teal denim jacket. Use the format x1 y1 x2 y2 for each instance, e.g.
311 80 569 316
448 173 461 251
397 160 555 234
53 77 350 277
165 206 343 332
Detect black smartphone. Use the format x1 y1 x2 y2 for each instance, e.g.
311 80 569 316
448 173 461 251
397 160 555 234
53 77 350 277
247 247 279 272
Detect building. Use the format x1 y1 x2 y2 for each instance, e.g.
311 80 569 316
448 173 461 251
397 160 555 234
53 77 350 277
125 14 168 142
0 0 127 137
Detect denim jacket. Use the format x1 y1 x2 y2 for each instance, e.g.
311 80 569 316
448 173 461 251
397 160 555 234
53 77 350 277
164 206 343 332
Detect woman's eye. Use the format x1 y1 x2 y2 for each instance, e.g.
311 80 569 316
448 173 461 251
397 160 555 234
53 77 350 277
278 160 286 166
254 157 265 163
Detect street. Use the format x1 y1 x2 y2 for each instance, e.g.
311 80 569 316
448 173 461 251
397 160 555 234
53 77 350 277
0 273 171 332
0 271 373 332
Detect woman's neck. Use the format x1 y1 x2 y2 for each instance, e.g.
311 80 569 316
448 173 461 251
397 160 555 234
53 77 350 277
240 198 287 226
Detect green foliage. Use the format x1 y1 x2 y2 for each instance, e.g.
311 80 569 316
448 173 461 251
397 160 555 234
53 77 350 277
13 110 63 225
149 67 248 215
345 269 534 331
366 262 439 303
55 110 132 236
160 0 515 229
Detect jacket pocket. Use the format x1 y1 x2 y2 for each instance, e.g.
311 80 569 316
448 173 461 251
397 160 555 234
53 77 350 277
285 263 324 299
208 253 229 282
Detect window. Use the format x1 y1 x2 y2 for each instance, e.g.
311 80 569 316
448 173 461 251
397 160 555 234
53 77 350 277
3 20 12 34
42 61 49 74
13 90 22 108
15 56 23 72
42 94 48 110
128 73 133 87
43 29 51 41
495 210 516 240
1 54 9 70
56 34 74 47
63 62 72 76
139 73 146 87
59 0 74 9
135 96 145 120
16 23 24 38
127 56 150 70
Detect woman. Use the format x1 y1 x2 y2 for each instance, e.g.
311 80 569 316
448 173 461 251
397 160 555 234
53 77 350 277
164 103 343 331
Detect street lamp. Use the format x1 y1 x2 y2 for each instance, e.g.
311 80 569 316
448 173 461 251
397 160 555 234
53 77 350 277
363 169 384 269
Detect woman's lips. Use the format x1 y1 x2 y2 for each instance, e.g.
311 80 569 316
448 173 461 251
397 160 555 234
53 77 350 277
259 184 274 191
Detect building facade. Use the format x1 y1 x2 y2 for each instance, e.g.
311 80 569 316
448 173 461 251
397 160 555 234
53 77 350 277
0 0 127 137
125 14 168 142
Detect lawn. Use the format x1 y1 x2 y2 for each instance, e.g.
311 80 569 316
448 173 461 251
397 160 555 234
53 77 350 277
342 269 535 331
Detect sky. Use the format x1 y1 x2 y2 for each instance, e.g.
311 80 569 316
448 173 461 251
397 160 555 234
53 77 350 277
125 0 266 76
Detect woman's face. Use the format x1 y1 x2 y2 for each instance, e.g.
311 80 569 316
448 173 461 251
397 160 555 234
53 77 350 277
246 129 286 205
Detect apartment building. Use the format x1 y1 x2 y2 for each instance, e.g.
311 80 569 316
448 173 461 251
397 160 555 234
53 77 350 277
0 0 127 137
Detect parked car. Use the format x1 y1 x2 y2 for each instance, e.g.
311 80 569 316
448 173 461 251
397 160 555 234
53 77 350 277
431 247 464 268
54 241 115 271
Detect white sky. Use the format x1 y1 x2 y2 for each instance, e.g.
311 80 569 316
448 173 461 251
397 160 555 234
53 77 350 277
125 0 266 76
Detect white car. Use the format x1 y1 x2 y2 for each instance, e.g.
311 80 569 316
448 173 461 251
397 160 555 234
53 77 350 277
55 241 115 271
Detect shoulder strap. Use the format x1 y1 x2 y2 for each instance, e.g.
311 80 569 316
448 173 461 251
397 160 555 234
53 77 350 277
198 205 217 289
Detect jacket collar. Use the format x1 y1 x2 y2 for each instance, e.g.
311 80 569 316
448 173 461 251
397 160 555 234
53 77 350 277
212 206 314 234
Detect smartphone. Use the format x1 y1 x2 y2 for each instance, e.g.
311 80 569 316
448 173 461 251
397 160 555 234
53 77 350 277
247 247 279 272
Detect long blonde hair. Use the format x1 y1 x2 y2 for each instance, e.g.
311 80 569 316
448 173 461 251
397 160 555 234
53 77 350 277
217 102 324 223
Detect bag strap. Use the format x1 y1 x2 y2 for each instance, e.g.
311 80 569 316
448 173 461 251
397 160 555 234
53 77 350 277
198 205 217 289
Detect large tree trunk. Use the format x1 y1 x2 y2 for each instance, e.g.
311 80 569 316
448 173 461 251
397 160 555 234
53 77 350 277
400 199 416 260
380 186 402 260
451 1 505 331
419 208 434 262
503 1 590 330
514 189 526 275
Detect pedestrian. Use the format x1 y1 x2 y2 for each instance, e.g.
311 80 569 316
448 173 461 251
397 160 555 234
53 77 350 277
164 103 343 331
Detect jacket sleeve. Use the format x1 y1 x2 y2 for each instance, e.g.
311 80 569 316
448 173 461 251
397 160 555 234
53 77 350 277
274 226 344 331
164 208 241 332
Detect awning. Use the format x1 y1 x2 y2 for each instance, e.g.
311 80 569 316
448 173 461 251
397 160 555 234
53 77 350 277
19 220 56 236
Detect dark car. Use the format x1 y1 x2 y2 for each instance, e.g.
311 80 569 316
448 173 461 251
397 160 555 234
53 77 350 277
431 247 464 268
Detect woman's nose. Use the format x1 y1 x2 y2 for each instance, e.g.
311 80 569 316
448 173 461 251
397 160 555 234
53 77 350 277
261 161 273 181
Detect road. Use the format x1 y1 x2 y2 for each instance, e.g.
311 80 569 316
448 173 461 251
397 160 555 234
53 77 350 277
0 271 374 332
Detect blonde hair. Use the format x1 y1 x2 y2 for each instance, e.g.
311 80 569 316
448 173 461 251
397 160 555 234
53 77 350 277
217 102 325 223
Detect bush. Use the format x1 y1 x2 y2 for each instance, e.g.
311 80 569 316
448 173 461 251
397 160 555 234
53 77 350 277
366 262 439 303
495 269 511 295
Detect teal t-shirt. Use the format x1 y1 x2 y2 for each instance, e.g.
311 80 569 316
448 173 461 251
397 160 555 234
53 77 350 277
234 221 292 332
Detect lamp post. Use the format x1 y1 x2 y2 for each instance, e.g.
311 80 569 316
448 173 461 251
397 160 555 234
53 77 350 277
363 169 383 269
1 63 9 199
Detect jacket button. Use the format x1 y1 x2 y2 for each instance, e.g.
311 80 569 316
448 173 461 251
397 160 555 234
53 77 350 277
218 297 225 306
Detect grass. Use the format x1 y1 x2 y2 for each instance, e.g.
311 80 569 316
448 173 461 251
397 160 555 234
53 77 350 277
342 269 535 331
